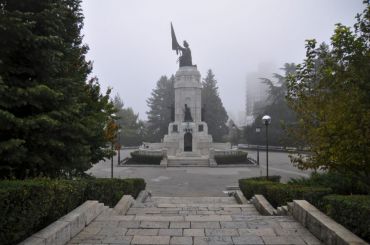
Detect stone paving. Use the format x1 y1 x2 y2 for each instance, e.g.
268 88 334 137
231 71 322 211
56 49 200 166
68 196 322 245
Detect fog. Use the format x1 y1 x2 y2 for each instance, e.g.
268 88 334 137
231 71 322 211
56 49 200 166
81 0 363 122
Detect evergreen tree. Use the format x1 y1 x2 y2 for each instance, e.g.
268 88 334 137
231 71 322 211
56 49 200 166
202 70 228 141
113 94 145 146
146 76 174 141
243 63 297 146
0 0 114 178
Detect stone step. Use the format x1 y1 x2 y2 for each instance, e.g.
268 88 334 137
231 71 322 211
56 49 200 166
150 197 237 205
167 157 209 167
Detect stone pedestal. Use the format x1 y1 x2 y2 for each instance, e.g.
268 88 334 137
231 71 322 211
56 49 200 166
163 66 213 157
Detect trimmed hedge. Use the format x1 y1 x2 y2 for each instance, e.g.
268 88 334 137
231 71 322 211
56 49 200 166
215 151 248 164
321 195 370 242
0 178 145 245
239 178 332 207
130 151 162 165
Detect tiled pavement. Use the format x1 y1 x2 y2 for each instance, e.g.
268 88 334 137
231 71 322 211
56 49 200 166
68 196 322 245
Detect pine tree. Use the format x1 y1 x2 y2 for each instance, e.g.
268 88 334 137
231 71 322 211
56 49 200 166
0 0 114 178
146 76 175 141
202 69 228 141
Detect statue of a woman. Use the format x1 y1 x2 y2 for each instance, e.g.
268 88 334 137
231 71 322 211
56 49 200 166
171 23 194 67
184 104 193 122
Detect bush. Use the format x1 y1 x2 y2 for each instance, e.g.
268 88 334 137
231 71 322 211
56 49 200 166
0 178 146 245
288 171 370 195
321 195 370 242
130 151 162 165
247 175 281 182
215 151 248 164
239 178 332 207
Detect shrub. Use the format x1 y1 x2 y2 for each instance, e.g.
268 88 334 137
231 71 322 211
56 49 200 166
0 178 146 245
321 195 370 242
130 151 162 165
239 178 332 207
247 175 281 182
288 171 370 195
215 151 248 164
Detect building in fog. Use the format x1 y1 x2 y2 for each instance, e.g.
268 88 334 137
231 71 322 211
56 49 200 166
245 62 276 125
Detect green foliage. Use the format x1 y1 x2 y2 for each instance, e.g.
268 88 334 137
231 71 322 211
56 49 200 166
146 76 175 142
113 94 145 146
239 178 332 207
247 175 281 182
0 0 115 178
202 70 229 141
321 195 370 242
130 151 163 165
288 172 370 195
0 178 146 245
243 63 298 146
214 151 248 164
286 3 370 187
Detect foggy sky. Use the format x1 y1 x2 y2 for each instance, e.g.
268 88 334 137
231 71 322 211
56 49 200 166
81 0 364 121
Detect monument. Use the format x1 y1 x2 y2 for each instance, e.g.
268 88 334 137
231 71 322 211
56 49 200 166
142 23 231 166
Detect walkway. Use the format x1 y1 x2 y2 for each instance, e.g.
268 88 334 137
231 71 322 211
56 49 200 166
68 195 321 245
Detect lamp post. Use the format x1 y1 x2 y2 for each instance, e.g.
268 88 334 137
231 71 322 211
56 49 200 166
255 127 261 166
262 115 271 178
117 128 121 165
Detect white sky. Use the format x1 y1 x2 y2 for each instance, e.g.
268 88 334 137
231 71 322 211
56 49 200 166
81 0 364 120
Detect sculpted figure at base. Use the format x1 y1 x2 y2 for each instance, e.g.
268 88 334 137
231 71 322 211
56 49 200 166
184 104 193 122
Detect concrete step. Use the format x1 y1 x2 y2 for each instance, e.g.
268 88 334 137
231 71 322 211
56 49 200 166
150 197 237 205
167 157 209 167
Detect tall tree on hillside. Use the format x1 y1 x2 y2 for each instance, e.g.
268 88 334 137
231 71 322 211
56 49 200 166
0 0 115 178
113 94 145 146
202 70 228 141
286 2 370 186
243 64 297 146
146 76 175 141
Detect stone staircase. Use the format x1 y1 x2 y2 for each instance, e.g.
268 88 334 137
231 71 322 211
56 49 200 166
68 195 322 245
167 156 209 167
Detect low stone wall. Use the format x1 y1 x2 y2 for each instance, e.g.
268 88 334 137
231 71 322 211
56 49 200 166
251 194 276 216
19 201 106 245
291 200 367 245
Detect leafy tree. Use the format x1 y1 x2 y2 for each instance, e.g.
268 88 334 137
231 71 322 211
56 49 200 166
146 76 174 141
286 2 370 187
0 0 115 178
113 94 145 146
202 69 229 141
243 64 297 146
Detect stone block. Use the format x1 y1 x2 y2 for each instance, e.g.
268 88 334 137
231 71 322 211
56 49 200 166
185 215 232 222
33 221 70 245
131 235 170 245
135 215 184 222
170 222 190 229
183 228 205 236
170 236 192 245
193 236 233 245
114 195 134 215
18 236 46 245
59 212 85 238
205 228 238 236
220 221 248 229
232 235 264 245
158 228 183 236
126 229 159 236
191 221 220 229
140 221 169 229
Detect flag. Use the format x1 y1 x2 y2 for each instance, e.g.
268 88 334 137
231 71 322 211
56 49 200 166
171 22 179 54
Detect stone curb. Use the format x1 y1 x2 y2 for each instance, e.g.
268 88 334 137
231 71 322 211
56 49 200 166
234 190 248 204
19 201 105 245
135 190 151 203
291 200 367 245
250 194 276 216
114 195 134 215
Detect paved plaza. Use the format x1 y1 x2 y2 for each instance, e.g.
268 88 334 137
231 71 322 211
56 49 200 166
87 149 311 197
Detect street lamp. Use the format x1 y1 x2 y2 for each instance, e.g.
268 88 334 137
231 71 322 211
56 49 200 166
262 115 271 178
117 128 121 165
255 127 261 166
